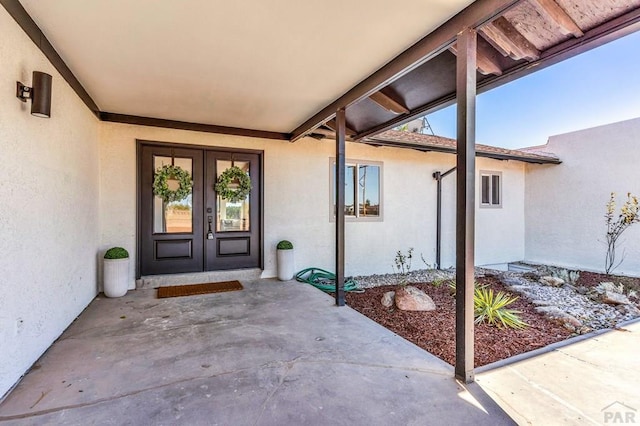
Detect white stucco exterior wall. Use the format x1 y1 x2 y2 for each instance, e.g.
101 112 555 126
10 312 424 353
525 117 640 275
100 123 526 280
475 158 526 266
0 7 101 397
437 156 526 268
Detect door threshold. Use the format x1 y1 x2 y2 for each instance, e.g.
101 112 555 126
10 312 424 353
136 268 262 290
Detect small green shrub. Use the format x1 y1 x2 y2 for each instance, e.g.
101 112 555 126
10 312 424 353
605 192 640 274
393 248 413 285
104 247 129 259
474 287 527 329
277 240 293 250
448 281 527 329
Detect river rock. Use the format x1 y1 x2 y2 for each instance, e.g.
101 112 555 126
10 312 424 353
395 286 436 311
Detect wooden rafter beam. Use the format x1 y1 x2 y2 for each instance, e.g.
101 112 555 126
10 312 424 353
530 0 583 38
450 42 503 75
311 127 336 137
289 0 522 141
325 119 357 136
480 16 541 60
368 90 410 114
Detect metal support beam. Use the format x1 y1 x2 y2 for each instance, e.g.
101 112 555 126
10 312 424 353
455 28 476 384
335 108 346 306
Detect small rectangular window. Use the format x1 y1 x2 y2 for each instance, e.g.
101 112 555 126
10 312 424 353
481 175 490 205
492 174 500 206
480 171 502 208
331 159 382 221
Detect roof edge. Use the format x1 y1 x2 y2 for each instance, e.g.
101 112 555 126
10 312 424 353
365 132 562 164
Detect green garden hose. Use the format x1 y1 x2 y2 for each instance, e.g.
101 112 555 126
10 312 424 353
295 267 363 293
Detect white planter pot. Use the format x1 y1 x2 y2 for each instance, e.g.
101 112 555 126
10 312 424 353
277 249 295 281
103 258 129 297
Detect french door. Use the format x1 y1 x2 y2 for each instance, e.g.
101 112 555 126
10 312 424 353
205 150 261 270
138 143 261 276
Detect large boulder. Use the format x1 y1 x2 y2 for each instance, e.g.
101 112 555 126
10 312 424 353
395 286 436 311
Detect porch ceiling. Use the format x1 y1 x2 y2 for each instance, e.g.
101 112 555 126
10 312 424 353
16 0 475 134
8 0 640 141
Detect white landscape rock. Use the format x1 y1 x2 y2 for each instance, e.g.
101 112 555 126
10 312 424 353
381 291 395 308
394 286 436 311
601 291 632 306
539 276 565 287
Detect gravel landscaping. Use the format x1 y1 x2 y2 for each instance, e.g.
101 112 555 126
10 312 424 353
345 265 640 366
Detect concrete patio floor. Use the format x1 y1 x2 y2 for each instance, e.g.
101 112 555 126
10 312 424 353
0 280 513 425
476 320 640 425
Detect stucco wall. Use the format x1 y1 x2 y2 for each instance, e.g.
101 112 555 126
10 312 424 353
0 7 100 397
100 123 526 280
437 157 526 268
475 158 526 266
525 117 640 275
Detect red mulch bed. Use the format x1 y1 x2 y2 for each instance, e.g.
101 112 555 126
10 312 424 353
345 277 573 367
576 271 640 292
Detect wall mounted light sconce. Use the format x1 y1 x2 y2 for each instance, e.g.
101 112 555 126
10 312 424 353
16 71 52 118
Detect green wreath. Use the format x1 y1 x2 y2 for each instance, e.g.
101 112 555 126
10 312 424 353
215 166 252 203
152 164 193 203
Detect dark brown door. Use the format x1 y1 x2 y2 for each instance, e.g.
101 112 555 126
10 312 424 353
205 151 261 270
140 145 204 276
139 144 261 276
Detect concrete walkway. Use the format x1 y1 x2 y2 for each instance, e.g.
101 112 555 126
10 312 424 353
0 280 513 425
477 320 640 425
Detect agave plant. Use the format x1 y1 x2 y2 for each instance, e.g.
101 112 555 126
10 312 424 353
474 286 528 329
449 281 528 329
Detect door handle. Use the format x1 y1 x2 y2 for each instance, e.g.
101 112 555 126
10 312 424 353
206 216 214 240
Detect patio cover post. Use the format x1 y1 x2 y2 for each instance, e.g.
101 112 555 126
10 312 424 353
335 108 346 306
455 28 476 383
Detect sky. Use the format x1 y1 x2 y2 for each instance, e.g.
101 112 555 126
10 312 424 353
425 30 640 149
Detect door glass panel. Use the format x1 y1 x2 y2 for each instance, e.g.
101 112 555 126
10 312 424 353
153 156 193 233
216 160 250 232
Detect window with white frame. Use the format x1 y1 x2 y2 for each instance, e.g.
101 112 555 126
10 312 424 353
480 171 502 208
330 159 382 221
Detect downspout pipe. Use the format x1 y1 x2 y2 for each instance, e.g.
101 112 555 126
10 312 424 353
433 167 456 269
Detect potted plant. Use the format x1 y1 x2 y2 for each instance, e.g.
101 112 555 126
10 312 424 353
276 240 295 281
103 247 130 298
